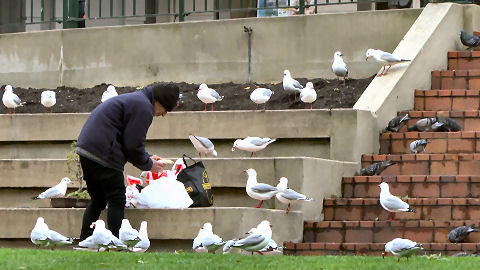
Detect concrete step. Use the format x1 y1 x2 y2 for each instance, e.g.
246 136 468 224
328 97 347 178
379 131 478 154
361 153 480 175
414 89 480 111
342 175 480 198
397 110 480 132
303 220 480 244
431 70 480 90
448 51 480 70
283 242 480 256
322 197 480 221
0 207 302 252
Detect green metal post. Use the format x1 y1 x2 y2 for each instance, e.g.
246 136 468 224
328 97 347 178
52 0 56 21
179 0 184 22
99 0 101 17
8 0 12 24
64 0 80 28
31 0 33 23
19 0 23 24
110 0 113 16
215 0 219 20
133 0 136 16
298 0 304 14
62 0 68 28
193 0 196 11
41 0 44 22
155 0 158 14
121 0 124 16
87 0 90 18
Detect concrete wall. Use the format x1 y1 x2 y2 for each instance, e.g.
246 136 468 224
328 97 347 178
0 8 421 88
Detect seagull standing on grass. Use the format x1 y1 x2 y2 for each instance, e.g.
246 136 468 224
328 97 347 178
30 217 74 249
332 51 348 85
41 90 56 112
119 219 141 248
282 70 303 103
32 177 71 200
101 85 118 103
193 224 208 253
250 87 274 111
275 177 313 214
366 49 411 77
189 134 217 157
382 238 423 262
132 221 150 252
243 168 279 208
232 137 276 157
300 82 317 109
197 83 223 111
231 220 273 255
2 85 25 114
90 220 126 251
379 182 416 220
198 223 225 253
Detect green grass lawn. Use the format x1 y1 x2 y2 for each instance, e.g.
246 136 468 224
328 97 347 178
2 248 480 270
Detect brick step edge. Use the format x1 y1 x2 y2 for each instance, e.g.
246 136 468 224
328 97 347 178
361 153 480 162
415 89 480 96
380 131 477 140
448 51 480 58
343 175 480 183
398 110 480 118
323 197 480 206
304 220 480 229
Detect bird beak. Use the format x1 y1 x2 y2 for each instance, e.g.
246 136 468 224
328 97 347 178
270 224 273 228
231 147 236 151
366 57 368 61
242 170 246 173
90 222 96 229
277 180 280 183
377 184 380 187
381 252 386 259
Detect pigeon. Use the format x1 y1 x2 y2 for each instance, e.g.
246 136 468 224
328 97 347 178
407 117 437 132
2 85 26 114
32 177 72 200
232 137 276 157
199 222 226 253
250 87 274 111
300 82 317 109
379 182 416 220
101 85 118 103
410 139 428 154
40 90 56 111
119 219 141 248
189 134 217 157
435 116 462 132
231 220 273 255
132 221 150 252
30 217 74 249
448 225 479 243
282 70 303 102
275 177 313 214
366 49 411 76
360 160 397 176
197 83 223 111
386 114 410 132
460 30 480 50
243 168 279 208
383 238 423 262
332 51 348 85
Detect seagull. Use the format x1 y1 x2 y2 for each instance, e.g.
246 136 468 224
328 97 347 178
132 221 150 252
189 134 217 157
78 235 98 250
379 182 416 220
119 219 141 248
332 51 348 85
366 49 411 76
222 239 237 254
300 82 317 109
383 238 423 262
231 220 272 255
101 85 118 103
282 70 303 103
275 177 313 214
448 225 479 243
32 177 72 200
41 90 56 112
360 160 396 176
460 30 480 50
407 117 437 132
30 217 74 249
243 168 279 208
250 87 274 111
244 228 282 254
232 137 276 157
197 83 223 111
2 85 25 114
410 139 428 154
193 224 208 253
199 223 225 253
386 114 410 132
90 220 126 251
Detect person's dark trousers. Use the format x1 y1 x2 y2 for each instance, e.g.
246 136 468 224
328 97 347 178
79 156 126 240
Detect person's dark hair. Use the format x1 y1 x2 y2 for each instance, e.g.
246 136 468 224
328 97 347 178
151 83 180 112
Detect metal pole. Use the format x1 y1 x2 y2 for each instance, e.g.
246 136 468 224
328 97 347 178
299 0 305 14
243 26 253 83
62 0 68 28
179 0 184 22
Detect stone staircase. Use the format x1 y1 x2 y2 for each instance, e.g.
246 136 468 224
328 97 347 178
284 49 480 256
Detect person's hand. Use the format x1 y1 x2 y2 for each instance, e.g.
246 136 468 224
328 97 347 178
151 155 162 161
150 156 166 173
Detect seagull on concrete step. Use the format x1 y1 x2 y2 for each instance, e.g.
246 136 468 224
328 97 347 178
460 30 480 50
198 222 225 253
366 49 411 77
32 177 72 200
386 114 410 132
243 168 279 208
119 219 141 248
132 221 150 252
383 238 423 262
101 85 118 103
448 225 479 243
189 134 217 157
332 51 348 85
379 182 416 220
300 82 317 109
360 160 397 176
275 177 313 214
30 217 74 249
410 139 428 154
197 83 223 111
232 137 276 157
2 85 25 114
250 87 274 111
231 220 272 255
41 90 56 112
283 70 303 103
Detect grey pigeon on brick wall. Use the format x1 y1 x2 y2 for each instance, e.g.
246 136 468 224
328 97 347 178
435 116 462 132
407 117 437 132
460 30 480 50
360 160 397 176
410 139 428 154
386 114 410 132
448 225 478 243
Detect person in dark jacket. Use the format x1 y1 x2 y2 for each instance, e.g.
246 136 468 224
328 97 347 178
76 83 179 240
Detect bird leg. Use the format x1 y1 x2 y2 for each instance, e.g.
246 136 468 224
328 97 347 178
388 212 396 221
254 200 264 208
286 203 291 214
211 104 214 111
305 104 307 109
204 103 207 112
6 108 9 114
383 65 392 76
262 103 266 112
250 152 257 157
397 258 400 262
13 107 15 114
310 103 313 109
256 251 264 255
377 66 386 77
343 77 347 86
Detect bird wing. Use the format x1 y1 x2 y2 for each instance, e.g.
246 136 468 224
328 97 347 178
248 137 270 146
31 229 48 241
279 189 307 201
194 136 214 149
120 228 138 241
202 234 223 246
13 94 23 105
292 79 303 90
209 89 222 100
38 184 65 199
262 89 273 97
47 229 69 242
382 196 409 210
233 233 265 247
379 52 402 63
390 239 417 253
250 183 277 193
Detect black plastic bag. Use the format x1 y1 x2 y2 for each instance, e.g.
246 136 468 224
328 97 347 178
176 155 213 207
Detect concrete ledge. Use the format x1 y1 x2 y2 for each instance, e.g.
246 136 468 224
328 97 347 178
0 207 303 251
